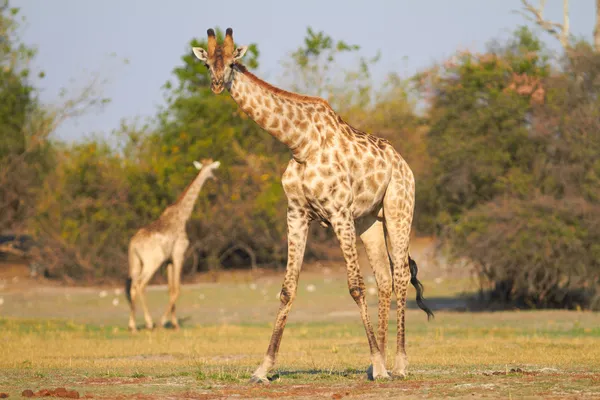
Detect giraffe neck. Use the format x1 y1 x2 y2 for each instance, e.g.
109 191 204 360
228 65 327 162
169 169 212 224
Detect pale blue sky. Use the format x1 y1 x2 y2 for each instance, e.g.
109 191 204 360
12 0 597 142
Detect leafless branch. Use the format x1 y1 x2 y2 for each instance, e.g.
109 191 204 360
520 0 570 49
219 241 257 271
594 0 600 52
0 244 26 257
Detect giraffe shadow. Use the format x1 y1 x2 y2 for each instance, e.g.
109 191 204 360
404 296 469 312
267 368 366 381
162 316 192 329
133 316 192 331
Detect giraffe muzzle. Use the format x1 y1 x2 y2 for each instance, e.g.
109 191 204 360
211 79 225 94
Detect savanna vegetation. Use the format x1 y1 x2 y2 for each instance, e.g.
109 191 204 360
1 273 600 399
1 0 599 311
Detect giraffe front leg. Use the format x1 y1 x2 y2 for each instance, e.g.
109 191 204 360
250 208 310 384
332 211 389 381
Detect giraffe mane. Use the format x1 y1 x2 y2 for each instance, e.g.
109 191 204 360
234 64 332 108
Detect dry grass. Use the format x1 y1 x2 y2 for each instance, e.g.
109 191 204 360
1 266 600 398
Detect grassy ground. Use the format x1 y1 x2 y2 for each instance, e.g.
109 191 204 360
1 251 600 398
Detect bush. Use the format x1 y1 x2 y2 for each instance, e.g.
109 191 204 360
422 28 600 309
451 197 600 309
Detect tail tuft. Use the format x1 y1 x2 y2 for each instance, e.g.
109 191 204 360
125 277 133 304
409 255 434 320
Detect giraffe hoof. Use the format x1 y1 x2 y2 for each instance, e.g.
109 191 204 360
162 320 179 330
249 375 270 384
391 370 407 380
367 364 391 381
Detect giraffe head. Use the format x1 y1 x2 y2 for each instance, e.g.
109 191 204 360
193 158 220 180
192 28 248 94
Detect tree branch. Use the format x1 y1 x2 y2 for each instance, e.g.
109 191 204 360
520 0 570 49
594 0 600 52
218 241 257 271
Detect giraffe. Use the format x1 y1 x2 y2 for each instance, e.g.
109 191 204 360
125 158 220 332
192 28 433 382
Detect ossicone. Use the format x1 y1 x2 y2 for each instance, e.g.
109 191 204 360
206 28 217 56
223 27 234 54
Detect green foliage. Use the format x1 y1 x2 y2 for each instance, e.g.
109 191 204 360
281 26 380 111
0 2 52 233
451 197 600 309
422 27 600 309
416 27 550 232
31 140 137 280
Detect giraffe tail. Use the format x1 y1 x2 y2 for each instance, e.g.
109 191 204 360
409 255 435 320
125 277 133 304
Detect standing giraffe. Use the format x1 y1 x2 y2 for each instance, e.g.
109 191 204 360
192 28 433 382
125 159 220 332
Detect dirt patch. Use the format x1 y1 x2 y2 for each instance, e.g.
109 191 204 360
331 392 349 399
193 381 429 399
483 367 538 376
20 387 89 398
80 377 150 386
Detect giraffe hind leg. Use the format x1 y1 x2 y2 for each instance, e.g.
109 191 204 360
162 239 187 330
357 215 393 369
137 269 156 330
127 247 142 332
161 262 175 328
332 210 389 381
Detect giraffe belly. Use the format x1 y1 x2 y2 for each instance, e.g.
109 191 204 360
301 175 385 222
349 173 390 219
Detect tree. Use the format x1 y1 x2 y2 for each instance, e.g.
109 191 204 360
280 27 380 113
418 27 600 309
519 0 570 50
30 140 136 281
595 0 600 52
0 2 50 233
416 27 550 233
520 0 600 53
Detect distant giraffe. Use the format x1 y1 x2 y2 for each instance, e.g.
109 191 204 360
125 159 220 332
192 28 433 382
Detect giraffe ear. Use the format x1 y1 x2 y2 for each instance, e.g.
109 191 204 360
232 46 248 61
192 47 209 62
193 161 203 170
